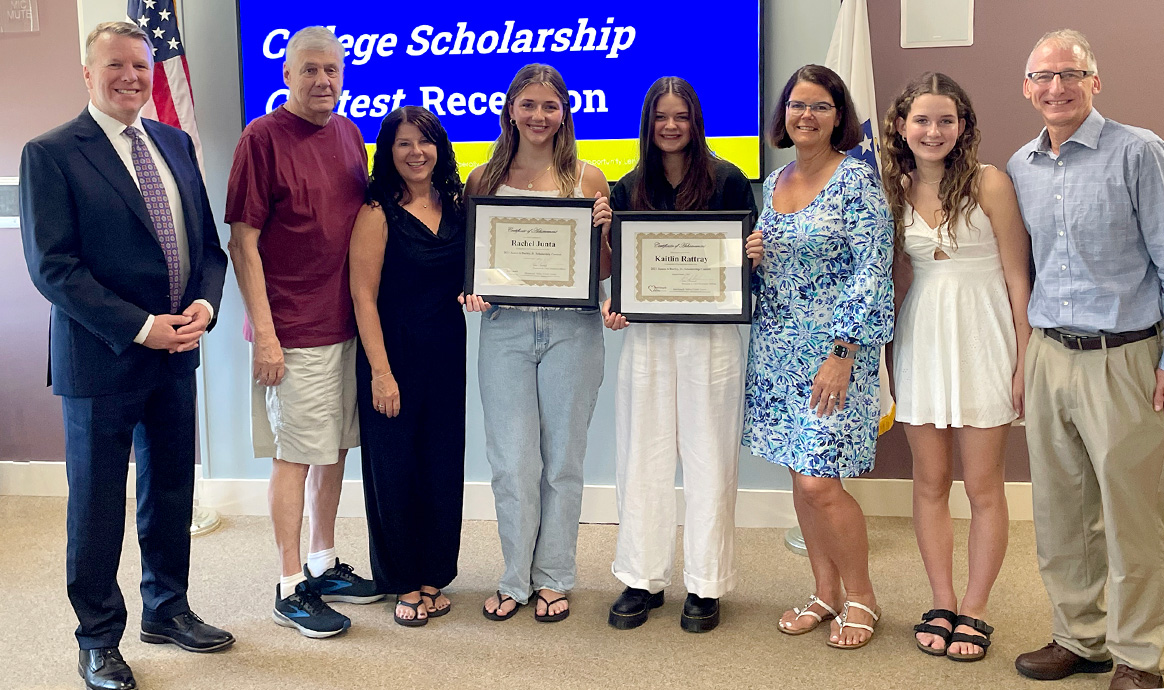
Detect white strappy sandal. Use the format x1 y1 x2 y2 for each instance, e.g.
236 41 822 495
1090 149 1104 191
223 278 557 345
778 594 839 636
827 600 881 649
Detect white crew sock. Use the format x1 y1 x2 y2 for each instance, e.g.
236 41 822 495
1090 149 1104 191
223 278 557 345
307 548 337 578
279 572 307 600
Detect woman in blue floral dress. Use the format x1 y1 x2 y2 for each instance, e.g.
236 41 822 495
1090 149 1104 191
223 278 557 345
743 65 894 649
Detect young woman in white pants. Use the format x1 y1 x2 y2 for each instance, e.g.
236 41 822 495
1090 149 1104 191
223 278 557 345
593 77 756 633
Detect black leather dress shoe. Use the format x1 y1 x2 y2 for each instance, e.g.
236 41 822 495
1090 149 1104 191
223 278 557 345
608 587 665 630
681 594 720 633
78 648 136 690
140 610 235 652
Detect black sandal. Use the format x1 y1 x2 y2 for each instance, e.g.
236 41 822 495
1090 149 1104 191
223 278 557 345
914 608 957 656
394 596 429 627
420 589 450 618
482 590 522 621
947 615 993 662
533 592 569 623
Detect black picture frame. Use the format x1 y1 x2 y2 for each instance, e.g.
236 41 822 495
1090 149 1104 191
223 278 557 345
611 210 753 324
465 195 600 309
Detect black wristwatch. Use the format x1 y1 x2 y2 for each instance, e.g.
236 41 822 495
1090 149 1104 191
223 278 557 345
831 344 852 359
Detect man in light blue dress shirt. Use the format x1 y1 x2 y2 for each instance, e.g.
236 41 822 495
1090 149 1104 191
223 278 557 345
1006 30 1164 690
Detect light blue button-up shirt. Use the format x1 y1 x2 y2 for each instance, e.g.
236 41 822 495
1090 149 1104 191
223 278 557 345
1007 108 1164 368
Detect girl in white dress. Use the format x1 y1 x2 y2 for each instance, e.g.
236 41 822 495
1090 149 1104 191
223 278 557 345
881 73 1031 662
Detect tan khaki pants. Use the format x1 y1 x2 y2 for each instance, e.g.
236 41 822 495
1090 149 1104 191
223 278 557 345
1024 328 1164 673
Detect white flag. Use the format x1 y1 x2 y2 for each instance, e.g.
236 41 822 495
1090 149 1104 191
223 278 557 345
825 0 896 435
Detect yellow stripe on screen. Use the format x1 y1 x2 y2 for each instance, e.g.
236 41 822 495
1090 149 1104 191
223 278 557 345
365 136 761 181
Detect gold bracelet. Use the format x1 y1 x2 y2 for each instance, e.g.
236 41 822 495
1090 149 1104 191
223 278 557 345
372 372 392 380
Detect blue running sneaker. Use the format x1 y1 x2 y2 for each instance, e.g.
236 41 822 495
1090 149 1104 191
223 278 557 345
273 582 350 638
304 559 385 604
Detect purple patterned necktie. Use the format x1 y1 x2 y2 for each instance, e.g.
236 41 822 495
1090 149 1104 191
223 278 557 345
124 126 182 313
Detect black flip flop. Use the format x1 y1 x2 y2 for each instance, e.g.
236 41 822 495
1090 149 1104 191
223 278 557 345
482 590 522 621
914 608 957 656
534 593 569 623
420 589 451 618
947 615 993 662
394 596 428 627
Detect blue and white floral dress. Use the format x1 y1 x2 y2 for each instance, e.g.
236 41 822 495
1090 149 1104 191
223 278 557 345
742 156 894 478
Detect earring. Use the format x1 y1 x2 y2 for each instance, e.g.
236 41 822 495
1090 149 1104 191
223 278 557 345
510 119 516 126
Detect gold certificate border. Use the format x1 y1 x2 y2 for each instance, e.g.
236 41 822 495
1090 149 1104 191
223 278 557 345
488 216 578 287
634 232 728 303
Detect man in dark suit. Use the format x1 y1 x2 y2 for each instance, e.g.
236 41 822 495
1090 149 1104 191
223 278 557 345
19 21 232 690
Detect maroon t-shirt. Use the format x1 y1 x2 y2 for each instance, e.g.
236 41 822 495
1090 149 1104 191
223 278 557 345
224 106 367 348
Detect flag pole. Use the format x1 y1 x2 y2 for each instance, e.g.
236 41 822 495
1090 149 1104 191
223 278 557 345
785 0 889 556
128 0 220 535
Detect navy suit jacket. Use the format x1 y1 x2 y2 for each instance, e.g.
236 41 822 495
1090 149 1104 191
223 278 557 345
19 108 228 398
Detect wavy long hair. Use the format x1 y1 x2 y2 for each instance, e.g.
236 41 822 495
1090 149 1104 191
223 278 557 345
477 64 579 197
630 77 717 211
880 72 982 251
367 106 463 218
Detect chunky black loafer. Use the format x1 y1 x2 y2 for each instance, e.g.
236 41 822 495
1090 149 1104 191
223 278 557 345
608 587 664 630
680 594 720 633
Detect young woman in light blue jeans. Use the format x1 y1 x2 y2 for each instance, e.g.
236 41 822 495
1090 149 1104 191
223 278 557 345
463 63 610 622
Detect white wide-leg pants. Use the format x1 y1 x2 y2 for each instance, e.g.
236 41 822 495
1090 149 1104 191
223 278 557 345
611 323 744 599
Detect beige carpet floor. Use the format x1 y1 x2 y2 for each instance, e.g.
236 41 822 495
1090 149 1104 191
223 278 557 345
0 495 1113 690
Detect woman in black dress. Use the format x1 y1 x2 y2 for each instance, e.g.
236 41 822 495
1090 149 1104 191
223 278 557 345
349 106 466 627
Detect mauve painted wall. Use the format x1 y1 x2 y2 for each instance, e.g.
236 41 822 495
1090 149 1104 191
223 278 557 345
868 0 1164 169
0 0 86 462
865 0 1164 481
0 0 87 175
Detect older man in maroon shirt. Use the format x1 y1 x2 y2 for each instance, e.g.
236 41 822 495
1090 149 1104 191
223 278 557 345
225 25 382 639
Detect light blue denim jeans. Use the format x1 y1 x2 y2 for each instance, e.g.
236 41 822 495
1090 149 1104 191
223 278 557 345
478 306 605 603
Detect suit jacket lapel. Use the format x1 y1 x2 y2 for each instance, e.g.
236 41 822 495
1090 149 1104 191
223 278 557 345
144 119 201 258
73 110 156 234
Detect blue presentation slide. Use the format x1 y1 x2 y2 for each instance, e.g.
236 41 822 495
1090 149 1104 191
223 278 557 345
237 2 761 178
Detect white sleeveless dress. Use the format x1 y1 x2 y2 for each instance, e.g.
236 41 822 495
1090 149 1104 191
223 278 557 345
893 201 1018 428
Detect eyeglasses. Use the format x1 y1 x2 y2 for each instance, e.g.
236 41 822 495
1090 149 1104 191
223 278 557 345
786 101 837 114
1026 70 1094 85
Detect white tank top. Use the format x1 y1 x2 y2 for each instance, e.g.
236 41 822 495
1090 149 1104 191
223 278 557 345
493 163 598 311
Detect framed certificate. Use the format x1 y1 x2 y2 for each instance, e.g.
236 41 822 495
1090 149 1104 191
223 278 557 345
465 196 600 308
611 211 752 324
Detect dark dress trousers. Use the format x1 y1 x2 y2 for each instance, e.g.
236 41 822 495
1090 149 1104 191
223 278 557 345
19 108 227 649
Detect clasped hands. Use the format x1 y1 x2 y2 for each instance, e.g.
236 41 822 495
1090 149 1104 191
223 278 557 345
589 194 630 331
142 303 210 355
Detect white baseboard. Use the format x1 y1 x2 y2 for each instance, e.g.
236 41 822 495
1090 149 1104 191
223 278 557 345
196 479 801 526
843 478 1034 521
0 461 1033 525
0 460 73 497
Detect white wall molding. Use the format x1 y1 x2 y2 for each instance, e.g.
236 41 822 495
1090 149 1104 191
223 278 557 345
843 478 1035 522
0 460 74 497
1 462 1033 525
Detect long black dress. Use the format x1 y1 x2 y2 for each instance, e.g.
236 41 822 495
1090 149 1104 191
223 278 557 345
356 202 466 594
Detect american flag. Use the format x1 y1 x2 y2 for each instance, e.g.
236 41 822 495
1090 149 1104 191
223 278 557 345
127 0 204 174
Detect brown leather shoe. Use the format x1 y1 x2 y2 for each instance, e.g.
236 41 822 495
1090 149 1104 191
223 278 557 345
1015 641 1114 680
1109 664 1164 689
